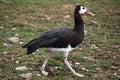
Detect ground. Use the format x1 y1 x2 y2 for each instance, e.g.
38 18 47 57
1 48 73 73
0 0 120 80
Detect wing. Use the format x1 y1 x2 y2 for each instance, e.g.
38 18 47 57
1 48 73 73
38 28 74 47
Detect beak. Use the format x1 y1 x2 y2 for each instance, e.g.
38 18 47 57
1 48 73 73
85 10 95 16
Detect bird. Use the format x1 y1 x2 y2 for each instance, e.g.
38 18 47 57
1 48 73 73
23 5 94 77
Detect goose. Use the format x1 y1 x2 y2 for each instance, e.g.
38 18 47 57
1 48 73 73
23 5 94 77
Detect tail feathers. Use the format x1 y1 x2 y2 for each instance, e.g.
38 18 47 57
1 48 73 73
23 40 40 55
22 39 36 48
26 45 39 54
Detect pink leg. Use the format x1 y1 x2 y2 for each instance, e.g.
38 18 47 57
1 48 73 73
64 52 84 77
40 53 52 76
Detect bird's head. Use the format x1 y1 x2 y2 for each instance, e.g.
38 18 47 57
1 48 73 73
75 5 94 16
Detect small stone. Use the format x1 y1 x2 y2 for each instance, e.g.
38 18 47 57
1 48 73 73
83 57 87 59
55 66 58 70
108 51 111 53
118 69 120 72
3 51 7 54
5 16 9 18
119 48 120 51
36 73 41 77
3 43 11 46
20 73 32 80
12 55 15 57
11 27 16 30
3 43 8 46
64 15 70 18
12 58 14 61
50 67 54 71
96 68 102 71
75 62 80 65
91 20 97 24
91 44 98 49
29 68 33 70
46 17 51 20
15 34 19 36
36 49 39 52
7 37 19 43
86 69 89 71
29 23 36 27
16 66 28 71
82 67 86 71
113 56 117 59
114 73 117 76
19 41 24 44
0 26 4 29
116 45 119 48
116 75 120 78
79 48 83 50
84 30 87 35
15 60 19 64
32 53 35 54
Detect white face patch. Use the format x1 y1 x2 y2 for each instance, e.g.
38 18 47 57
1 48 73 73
79 6 87 14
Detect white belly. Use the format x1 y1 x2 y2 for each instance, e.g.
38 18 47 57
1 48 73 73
49 45 74 53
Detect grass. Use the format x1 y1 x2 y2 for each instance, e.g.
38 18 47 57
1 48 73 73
0 0 120 80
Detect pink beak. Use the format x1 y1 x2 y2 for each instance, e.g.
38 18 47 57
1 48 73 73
85 10 95 16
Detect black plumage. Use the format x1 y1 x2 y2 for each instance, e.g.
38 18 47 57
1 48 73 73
23 27 84 54
23 5 84 54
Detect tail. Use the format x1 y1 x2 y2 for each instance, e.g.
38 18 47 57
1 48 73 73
23 39 40 55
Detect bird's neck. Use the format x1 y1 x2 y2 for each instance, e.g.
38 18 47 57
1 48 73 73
74 13 84 32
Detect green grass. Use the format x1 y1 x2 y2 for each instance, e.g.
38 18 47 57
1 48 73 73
0 0 120 80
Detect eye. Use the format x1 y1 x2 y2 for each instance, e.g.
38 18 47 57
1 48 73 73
82 7 85 9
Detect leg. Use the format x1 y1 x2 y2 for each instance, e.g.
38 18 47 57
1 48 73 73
63 52 84 77
40 53 52 76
